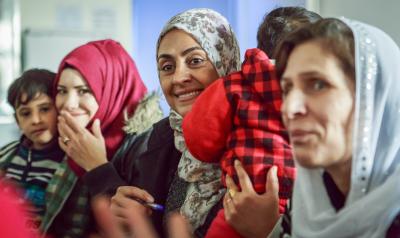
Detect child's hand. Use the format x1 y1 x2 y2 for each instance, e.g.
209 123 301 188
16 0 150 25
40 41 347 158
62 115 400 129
58 111 107 171
223 160 280 238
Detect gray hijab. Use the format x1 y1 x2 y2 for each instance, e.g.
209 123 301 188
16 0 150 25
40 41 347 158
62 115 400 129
292 17 400 238
156 8 241 230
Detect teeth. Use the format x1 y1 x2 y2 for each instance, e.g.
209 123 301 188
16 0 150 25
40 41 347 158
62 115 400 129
178 91 200 99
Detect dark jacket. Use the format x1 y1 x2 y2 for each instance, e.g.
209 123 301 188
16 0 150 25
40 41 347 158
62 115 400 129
84 117 220 237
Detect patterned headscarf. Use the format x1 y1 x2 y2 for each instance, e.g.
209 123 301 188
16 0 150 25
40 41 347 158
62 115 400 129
156 8 240 78
292 18 400 237
157 8 241 229
55 39 147 175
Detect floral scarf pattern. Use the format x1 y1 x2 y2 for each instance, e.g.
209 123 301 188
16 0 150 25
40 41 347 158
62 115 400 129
169 110 225 229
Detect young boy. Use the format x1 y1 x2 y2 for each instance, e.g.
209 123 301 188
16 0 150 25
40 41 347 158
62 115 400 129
0 69 63 230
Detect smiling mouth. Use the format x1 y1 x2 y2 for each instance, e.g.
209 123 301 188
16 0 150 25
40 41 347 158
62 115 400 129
176 90 201 100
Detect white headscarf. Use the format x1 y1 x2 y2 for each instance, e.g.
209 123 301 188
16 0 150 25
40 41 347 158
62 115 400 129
292 18 400 237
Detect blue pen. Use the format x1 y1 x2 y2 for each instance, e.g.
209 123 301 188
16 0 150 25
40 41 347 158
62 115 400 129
144 202 165 212
133 198 164 212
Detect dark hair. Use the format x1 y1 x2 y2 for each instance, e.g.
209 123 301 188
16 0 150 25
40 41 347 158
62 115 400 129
7 68 56 109
257 7 322 57
275 18 355 81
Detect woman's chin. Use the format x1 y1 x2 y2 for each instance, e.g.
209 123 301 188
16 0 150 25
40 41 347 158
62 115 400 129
294 152 321 169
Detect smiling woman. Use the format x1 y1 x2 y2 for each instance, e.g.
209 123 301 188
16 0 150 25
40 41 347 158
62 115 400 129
54 39 148 174
56 68 99 129
157 29 219 116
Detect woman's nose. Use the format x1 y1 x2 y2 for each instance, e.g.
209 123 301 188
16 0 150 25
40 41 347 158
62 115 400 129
282 90 307 120
172 63 191 84
63 93 79 110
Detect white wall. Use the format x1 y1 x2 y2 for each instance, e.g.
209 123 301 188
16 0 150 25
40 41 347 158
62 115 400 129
20 0 133 52
318 0 400 45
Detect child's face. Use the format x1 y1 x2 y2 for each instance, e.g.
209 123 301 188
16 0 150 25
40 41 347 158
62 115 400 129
16 93 58 150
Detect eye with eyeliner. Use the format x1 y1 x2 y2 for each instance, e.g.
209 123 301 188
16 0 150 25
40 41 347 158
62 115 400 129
78 88 92 95
187 55 206 67
56 87 66 95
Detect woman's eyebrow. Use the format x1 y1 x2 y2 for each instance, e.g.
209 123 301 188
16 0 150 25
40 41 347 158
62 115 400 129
181 46 203 56
157 46 204 61
57 84 88 89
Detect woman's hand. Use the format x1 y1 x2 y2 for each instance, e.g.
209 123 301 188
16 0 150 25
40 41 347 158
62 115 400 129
91 195 192 238
223 160 280 238
92 195 157 238
58 111 107 171
110 186 154 226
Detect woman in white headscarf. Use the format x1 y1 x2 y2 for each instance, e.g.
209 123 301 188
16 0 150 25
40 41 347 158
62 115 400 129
276 17 400 237
222 17 400 238
83 8 241 238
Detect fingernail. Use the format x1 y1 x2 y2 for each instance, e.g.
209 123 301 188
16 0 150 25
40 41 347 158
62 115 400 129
271 166 278 177
234 160 241 167
146 195 154 203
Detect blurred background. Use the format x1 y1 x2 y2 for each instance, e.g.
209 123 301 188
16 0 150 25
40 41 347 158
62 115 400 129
0 0 398 145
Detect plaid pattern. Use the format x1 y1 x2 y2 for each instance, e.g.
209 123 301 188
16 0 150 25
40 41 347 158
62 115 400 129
0 140 92 237
41 157 92 237
222 48 295 212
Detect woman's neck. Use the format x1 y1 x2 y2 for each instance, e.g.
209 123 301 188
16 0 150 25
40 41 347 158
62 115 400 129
325 159 352 196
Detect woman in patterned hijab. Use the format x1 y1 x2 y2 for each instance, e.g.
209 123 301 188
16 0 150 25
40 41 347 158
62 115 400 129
155 7 241 232
84 8 241 238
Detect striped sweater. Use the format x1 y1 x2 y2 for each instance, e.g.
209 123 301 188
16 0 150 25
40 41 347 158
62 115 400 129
0 138 64 229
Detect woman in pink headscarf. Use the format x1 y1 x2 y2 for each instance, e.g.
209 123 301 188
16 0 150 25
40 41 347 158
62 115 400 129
55 39 149 175
42 39 153 237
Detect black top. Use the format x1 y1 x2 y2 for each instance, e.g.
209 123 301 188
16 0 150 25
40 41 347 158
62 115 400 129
83 117 220 237
280 172 400 237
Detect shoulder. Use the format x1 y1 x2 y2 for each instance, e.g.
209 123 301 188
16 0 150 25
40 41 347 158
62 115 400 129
120 117 173 151
0 140 20 169
113 117 175 164
0 140 20 159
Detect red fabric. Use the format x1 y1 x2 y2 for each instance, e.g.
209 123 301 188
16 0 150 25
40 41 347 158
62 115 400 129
183 79 232 162
0 181 39 238
205 210 242 238
54 39 147 175
184 48 295 215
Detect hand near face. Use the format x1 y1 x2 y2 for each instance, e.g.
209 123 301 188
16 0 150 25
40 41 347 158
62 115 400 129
58 111 107 171
223 160 280 238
